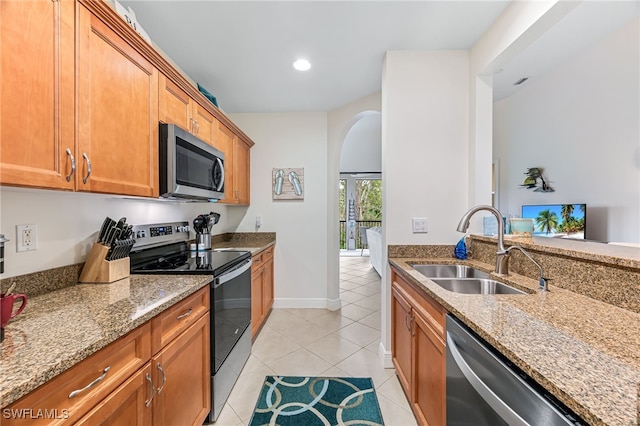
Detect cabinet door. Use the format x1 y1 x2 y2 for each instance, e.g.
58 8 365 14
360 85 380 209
77 6 158 197
412 309 446 426
193 103 216 146
233 139 250 205
391 285 412 395
0 0 75 190
251 268 264 337
216 123 235 203
75 364 153 426
262 257 274 315
152 312 210 426
159 74 192 131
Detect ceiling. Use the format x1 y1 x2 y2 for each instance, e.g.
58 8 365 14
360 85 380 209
120 1 638 114
119 1 509 113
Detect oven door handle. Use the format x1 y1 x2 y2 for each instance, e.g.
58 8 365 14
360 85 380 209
214 258 252 287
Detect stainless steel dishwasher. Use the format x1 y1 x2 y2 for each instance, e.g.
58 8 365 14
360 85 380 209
446 315 586 425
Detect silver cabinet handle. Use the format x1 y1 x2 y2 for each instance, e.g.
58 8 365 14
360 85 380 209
176 307 193 320
194 119 200 134
82 153 92 184
68 366 110 398
65 148 75 182
157 363 166 394
190 117 195 134
145 372 155 408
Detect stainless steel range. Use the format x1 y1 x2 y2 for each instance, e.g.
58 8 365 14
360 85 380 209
129 221 252 422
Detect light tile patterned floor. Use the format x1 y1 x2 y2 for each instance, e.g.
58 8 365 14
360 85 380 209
211 255 418 426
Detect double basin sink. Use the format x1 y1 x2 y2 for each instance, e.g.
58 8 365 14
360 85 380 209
411 264 526 295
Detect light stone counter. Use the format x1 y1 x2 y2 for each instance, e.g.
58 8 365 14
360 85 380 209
0 274 211 408
389 257 640 426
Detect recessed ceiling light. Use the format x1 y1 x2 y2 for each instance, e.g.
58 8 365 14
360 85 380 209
293 59 311 71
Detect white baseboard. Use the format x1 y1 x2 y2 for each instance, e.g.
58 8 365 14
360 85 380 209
273 298 337 309
326 298 342 311
379 341 393 369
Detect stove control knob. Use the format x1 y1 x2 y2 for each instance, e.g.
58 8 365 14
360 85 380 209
136 230 146 238
177 225 190 233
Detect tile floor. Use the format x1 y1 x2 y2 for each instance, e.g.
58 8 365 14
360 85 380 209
211 255 418 425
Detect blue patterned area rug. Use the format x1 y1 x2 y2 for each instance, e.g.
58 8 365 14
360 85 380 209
248 376 385 426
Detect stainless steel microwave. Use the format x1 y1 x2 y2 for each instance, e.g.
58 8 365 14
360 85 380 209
159 123 225 200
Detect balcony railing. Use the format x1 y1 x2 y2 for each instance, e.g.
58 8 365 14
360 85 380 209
339 220 382 250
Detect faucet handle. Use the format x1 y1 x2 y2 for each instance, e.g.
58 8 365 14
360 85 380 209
539 277 552 291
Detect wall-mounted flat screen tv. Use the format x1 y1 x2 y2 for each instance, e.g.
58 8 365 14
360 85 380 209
521 204 586 239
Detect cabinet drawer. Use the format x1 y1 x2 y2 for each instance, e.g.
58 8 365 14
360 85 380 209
251 252 264 272
4 323 150 425
262 246 274 262
392 270 445 338
150 286 209 354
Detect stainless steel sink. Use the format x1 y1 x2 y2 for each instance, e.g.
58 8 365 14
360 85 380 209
431 278 525 295
412 264 490 279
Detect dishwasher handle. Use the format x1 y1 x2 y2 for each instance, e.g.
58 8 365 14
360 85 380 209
447 331 529 426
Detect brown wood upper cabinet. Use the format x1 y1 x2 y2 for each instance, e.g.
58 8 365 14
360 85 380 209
0 2 159 197
0 0 75 190
2 1 252 200
77 6 158 197
159 75 216 147
216 123 250 205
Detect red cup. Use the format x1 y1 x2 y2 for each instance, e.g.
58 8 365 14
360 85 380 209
0 293 27 328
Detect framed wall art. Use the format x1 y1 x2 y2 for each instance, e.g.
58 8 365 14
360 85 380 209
273 168 304 200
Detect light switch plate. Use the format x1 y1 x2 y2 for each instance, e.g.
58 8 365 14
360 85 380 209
412 217 428 233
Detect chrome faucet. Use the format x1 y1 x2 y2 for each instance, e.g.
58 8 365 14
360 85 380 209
456 205 550 291
456 205 509 275
505 245 550 291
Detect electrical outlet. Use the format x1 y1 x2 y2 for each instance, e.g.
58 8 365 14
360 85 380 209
256 215 263 227
412 217 428 233
16 224 37 252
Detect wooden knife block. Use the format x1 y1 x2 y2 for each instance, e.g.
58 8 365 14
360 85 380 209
79 243 130 283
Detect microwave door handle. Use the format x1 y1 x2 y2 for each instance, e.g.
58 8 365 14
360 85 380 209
446 332 529 426
216 157 225 191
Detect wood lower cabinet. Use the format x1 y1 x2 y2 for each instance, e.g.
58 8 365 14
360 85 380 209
251 246 274 338
77 6 158 197
151 312 210 426
3 287 210 425
75 364 153 426
391 268 446 426
0 0 75 190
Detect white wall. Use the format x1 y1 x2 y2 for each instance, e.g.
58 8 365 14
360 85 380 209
327 93 382 309
340 114 382 173
0 187 237 277
227 113 330 307
493 18 640 243
383 51 470 246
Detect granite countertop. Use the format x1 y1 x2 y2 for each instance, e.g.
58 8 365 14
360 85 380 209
389 257 640 426
0 274 212 408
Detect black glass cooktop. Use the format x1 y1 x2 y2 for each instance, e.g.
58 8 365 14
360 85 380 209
130 243 250 276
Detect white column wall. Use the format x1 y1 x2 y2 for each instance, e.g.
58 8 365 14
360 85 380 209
381 51 469 365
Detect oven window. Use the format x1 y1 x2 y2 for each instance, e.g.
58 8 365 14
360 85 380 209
176 138 223 191
213 267 251 373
